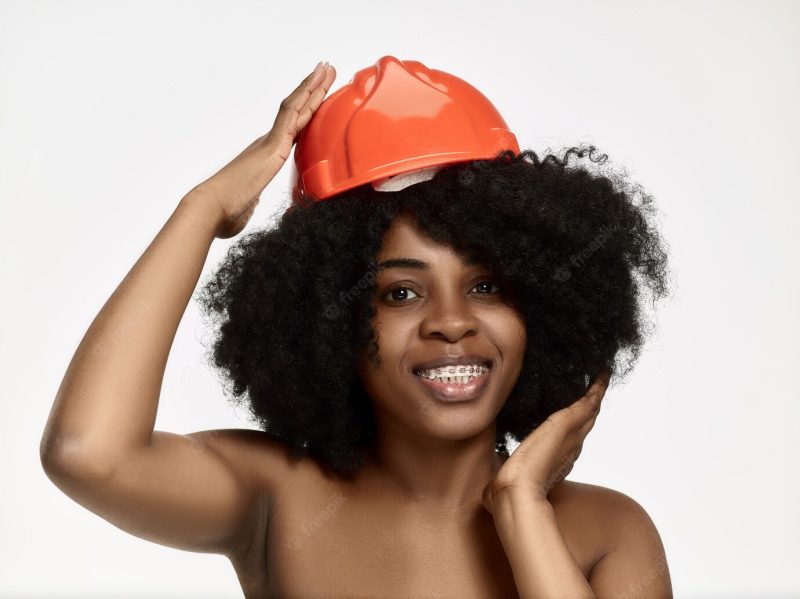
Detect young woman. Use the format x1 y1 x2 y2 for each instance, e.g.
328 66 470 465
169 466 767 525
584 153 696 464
40 58 673 598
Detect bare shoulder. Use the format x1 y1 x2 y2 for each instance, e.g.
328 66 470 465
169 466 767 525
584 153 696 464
545 481 626 564
549 479 652 517
548 479 664 547
550 480 672 596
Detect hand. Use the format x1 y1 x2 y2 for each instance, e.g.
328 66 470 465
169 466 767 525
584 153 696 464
187 61 337 239
482 371 612 515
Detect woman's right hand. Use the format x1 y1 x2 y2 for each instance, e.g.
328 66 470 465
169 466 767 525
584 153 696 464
188 61 336 239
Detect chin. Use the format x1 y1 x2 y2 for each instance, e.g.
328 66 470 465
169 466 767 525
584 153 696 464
415 403 498 439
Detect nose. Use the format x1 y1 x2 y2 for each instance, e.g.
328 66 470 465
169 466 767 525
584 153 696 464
418 292 480 342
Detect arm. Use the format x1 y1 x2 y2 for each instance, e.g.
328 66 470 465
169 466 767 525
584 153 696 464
493 490 595 599
39 63 336 558
40 193 219 464
588 492 673 598
493 487 673 599
39 195 267 557
480 373 607 596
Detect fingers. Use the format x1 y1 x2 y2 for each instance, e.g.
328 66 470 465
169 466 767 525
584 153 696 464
582 371 611 410
273 63 335 138
294 62 330 102
297 65 336 130
588 370 612 396
577 410 600 438
570 371 610 439
551 371 610 438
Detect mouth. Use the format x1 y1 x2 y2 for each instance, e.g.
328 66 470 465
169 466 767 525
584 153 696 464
411 361 493 403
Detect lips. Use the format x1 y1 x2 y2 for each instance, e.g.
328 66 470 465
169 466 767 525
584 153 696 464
412 362 493 402
411 353 493 372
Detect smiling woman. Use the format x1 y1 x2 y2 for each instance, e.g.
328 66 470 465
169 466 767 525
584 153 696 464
40 55 673 598
192 145 673 596
197 146 671 480
357 212 528 472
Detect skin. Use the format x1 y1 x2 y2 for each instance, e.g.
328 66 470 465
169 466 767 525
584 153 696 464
355 213 527 512
39 60 672 597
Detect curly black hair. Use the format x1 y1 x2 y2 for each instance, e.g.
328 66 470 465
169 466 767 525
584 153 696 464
195 145 672 479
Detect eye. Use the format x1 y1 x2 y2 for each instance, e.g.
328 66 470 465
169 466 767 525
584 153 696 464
383 286 420 303
472 280 501 295
382 280 501 304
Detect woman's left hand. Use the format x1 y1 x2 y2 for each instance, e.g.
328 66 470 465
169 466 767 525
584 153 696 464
482 371 612 514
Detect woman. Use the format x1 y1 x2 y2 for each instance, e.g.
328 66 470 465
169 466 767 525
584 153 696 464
40 57 673 598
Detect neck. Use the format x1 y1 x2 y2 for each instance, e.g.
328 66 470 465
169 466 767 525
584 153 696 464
360 419 508 512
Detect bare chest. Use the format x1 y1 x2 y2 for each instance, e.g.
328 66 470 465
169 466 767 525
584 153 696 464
230 468 599 598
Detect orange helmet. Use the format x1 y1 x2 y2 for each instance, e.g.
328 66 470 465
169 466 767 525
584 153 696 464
288 55 520 203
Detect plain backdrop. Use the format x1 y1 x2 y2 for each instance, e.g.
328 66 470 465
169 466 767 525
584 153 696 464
1 0 798 597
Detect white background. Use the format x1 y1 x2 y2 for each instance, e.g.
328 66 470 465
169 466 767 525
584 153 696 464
2 0 798 597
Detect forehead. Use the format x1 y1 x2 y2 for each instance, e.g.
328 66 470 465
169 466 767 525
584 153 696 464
377 216 459 259
375 216 485 275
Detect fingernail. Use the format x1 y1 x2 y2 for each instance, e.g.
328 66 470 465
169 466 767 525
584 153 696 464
313 61 324 72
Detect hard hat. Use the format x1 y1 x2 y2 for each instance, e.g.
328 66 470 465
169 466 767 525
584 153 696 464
288 55 520 203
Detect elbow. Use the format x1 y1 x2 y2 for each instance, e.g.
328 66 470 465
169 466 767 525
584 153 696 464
39 429 63 475
39 432 116 483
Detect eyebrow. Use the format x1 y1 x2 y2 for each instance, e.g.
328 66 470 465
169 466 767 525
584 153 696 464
377 256 480 271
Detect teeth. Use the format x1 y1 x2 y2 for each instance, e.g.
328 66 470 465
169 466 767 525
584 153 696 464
414 363 489 383
429 374 478 384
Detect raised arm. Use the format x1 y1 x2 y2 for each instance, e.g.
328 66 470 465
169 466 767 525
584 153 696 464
39 193 264 557
39 61 337 558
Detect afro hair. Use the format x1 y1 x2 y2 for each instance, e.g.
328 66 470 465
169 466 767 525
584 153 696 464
195 145 672 479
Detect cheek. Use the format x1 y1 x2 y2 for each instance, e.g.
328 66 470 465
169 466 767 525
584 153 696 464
516 321 528 356
489 308 526 342
493 312 527 377
372 313 417 356
355 342 402 395
507 310 527 348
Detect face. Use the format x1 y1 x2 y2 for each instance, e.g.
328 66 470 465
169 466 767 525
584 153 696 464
356 214 527 442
